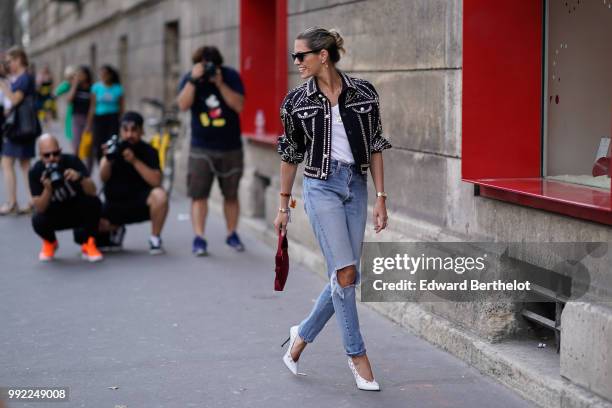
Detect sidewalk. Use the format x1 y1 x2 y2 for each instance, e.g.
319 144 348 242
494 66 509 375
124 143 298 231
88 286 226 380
0 193 535 407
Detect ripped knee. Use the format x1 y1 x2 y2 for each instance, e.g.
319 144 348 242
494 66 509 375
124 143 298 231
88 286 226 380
336 265 357 287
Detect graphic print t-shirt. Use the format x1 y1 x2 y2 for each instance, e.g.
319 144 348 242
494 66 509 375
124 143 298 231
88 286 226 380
178 66 244 151
29 154 89 210
92 82 123 115
72 85 91 115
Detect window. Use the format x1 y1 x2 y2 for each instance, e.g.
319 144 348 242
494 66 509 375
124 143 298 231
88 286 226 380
163 21 180 108
462 0 612 225
118 35 128 97
89 43 97 80
544 1 612 191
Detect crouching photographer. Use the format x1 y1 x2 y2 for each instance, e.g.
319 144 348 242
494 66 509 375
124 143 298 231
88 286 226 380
99 111 168 254
29 134 103 262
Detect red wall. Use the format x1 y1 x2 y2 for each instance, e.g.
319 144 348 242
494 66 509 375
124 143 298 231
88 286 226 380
462 0 543 179
240 0 287 142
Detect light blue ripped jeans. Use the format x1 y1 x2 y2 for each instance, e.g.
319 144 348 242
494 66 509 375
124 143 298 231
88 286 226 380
298 159 368 357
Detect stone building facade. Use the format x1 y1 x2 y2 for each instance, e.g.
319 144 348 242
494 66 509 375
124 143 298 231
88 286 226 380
22 1 612 406
0 0 21 50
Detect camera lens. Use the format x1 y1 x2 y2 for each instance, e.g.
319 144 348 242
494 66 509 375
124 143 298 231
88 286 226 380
105 135 121 160
45 163 64 189
203 62 217 81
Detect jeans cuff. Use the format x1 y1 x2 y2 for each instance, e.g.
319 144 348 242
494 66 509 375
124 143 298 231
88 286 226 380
297 325 314 344
346 348 367 357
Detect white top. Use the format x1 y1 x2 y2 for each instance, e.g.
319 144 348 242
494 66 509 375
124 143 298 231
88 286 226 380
330 105 354 164
0 81 12 110
0 77 14 109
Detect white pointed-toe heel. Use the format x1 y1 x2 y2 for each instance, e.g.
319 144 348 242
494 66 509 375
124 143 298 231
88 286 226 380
281 325 300 375
348 358 380 391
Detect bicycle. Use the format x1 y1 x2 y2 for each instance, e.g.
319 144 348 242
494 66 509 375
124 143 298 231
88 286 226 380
140 98 182 195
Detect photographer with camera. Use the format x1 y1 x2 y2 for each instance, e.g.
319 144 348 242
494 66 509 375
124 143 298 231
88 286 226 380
177 46 246 256
29 134 103 262
98 111 168 254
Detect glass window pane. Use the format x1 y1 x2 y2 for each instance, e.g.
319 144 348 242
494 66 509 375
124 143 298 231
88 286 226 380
545 0 612 191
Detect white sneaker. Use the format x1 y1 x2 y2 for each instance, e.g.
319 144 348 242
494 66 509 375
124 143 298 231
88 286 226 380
282 325 300 375
348 358 380 391
149 236 164 255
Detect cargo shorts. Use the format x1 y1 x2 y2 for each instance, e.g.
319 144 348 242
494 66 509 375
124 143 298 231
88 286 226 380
187 147 244 200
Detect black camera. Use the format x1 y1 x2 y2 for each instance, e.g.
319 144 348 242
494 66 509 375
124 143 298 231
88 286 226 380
43 162 64 190
202 61 217 82
105 134 128 161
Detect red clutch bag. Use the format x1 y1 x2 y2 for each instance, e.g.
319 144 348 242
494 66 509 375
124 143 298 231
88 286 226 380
275 232 289 291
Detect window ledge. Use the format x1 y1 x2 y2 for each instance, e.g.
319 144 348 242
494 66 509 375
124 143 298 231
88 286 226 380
463 178 612 225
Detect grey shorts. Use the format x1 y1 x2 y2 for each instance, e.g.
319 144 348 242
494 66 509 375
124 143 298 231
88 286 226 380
187 147 243 200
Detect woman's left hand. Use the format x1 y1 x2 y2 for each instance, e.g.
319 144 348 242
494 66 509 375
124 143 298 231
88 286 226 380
373 198 388 233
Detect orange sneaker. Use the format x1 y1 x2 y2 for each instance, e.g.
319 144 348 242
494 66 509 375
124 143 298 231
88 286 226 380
39 240 58 262
81 237 103 262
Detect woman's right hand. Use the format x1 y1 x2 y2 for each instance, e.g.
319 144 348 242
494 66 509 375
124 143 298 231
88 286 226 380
274 211 290 236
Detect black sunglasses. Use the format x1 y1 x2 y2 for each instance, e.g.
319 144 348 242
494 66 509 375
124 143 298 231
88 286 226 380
290 49 320 62
42 149 61 159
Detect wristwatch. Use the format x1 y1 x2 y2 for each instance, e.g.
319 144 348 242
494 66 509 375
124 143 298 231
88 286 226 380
376 192 388 199
188 75 199 85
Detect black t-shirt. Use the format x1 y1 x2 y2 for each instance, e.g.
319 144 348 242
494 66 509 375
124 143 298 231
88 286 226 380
178 66 244 151
104 140 160 201
29 154 89 211
72 85 91 115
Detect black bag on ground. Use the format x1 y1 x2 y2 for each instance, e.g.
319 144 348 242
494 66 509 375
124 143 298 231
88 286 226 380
3 95 41 144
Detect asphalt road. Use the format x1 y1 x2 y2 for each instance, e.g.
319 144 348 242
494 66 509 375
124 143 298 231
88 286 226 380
0 166 535 408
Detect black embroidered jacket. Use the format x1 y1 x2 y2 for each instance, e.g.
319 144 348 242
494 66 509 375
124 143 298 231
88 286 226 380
277 71 392 179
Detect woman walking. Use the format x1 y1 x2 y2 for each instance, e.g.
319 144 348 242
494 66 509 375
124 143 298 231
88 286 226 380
0 47 38 215
275 27 391 391
67 66 93 168
86 65 124 164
